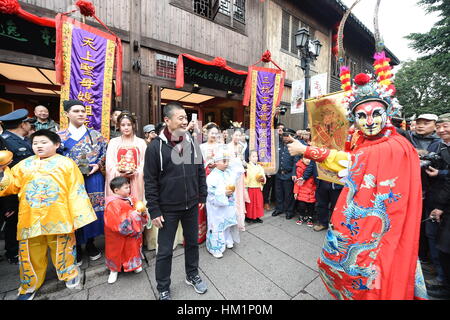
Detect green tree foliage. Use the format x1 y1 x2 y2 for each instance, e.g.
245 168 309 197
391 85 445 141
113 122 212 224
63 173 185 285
395 0 450 117
396 59 449 117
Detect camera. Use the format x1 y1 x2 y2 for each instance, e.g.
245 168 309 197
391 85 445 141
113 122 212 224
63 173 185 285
279 106 287 116
420 152 444 169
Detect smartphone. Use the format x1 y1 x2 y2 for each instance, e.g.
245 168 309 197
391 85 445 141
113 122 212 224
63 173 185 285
192 113 197 122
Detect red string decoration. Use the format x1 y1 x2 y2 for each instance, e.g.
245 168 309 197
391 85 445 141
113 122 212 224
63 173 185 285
75 0 95 17
0 0 19 14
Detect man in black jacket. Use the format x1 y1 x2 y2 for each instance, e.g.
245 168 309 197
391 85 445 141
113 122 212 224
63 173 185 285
427 169 450 299
144 102 207 300
426 114 450 299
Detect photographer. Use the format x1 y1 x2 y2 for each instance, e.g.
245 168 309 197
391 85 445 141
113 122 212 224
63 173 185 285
404 113 441 266
427 122 450 299
423 113 450 295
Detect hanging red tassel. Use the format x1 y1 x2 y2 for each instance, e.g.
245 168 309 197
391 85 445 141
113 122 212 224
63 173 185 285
261 50 272 63
76 0 95 17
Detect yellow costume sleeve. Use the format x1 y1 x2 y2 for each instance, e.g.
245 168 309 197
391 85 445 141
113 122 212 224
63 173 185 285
318 149 349 173
66 164 97 230
0 166 21 196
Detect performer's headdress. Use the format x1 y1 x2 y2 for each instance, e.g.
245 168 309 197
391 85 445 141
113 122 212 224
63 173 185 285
336 0 402 123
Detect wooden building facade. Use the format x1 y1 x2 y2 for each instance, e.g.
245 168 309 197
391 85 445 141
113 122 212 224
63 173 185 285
0 0 399 134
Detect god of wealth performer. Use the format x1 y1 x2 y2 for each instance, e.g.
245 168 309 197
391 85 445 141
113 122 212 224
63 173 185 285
287 55 427 300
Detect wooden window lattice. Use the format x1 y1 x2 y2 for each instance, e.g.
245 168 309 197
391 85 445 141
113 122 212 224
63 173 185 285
218 0 245 23
156 53 178 79
193 0 212 18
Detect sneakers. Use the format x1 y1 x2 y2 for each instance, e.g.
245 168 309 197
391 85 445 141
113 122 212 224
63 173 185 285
108 271 118 284
65 274 81 289
158 290 172 300
306 217 314 228
185 274 207 294
86 242 102 261
296 219 303 225
226 243 234 249
211 251 223 259
8 255 19 265
313 224 327 231
17 291 36 300
134 267 143 273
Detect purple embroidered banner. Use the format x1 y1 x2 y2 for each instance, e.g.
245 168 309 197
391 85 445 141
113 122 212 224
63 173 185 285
58 17 115 139
248 67 285 174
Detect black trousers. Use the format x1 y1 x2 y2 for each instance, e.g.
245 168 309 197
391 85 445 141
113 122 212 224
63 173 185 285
316 183 342 226
1 195 19 259
296 201 315 218
263 175 276 204
155 205 199 292
274 175 295 216
419 199 430 262
439 250 450 288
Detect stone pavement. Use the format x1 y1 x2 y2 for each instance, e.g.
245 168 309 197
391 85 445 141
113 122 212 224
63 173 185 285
0 209 333 300
0 210 443 300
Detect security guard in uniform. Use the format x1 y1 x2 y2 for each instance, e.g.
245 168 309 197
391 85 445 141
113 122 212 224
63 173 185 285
272 128 300 219
0 109 35 264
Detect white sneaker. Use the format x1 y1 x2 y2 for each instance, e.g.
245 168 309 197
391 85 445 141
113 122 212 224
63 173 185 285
226 243 234 249
108 271 118 284
212 252 223 259
134 267 143 274
65 274 81 289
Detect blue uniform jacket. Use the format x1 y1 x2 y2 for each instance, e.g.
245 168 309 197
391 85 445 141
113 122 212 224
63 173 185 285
1 130 33 167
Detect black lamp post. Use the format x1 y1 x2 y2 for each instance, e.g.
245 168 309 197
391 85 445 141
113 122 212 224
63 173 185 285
295 27 322 129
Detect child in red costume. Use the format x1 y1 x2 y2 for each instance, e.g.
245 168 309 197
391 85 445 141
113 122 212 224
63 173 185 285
104 176 149 284
293 158 317 227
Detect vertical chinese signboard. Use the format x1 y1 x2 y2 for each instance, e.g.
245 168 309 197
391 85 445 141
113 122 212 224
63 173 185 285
56 15 116 139
243 66 285 174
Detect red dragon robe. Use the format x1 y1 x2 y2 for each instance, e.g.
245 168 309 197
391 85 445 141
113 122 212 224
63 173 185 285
305 128 428 300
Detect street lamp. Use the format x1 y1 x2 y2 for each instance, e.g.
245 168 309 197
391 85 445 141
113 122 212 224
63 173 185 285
295 28 322 129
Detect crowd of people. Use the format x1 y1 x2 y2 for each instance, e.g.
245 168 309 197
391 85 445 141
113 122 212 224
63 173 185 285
0 98 449 300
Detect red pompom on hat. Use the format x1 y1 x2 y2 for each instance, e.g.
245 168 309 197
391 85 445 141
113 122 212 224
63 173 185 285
354 73 371 86
76 0 95 17
0 0 20 14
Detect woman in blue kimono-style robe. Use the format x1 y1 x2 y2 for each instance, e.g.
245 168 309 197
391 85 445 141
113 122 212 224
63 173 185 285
58 128 107 245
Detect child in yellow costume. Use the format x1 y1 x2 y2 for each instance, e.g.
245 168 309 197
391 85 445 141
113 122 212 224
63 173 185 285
0 129 97 300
